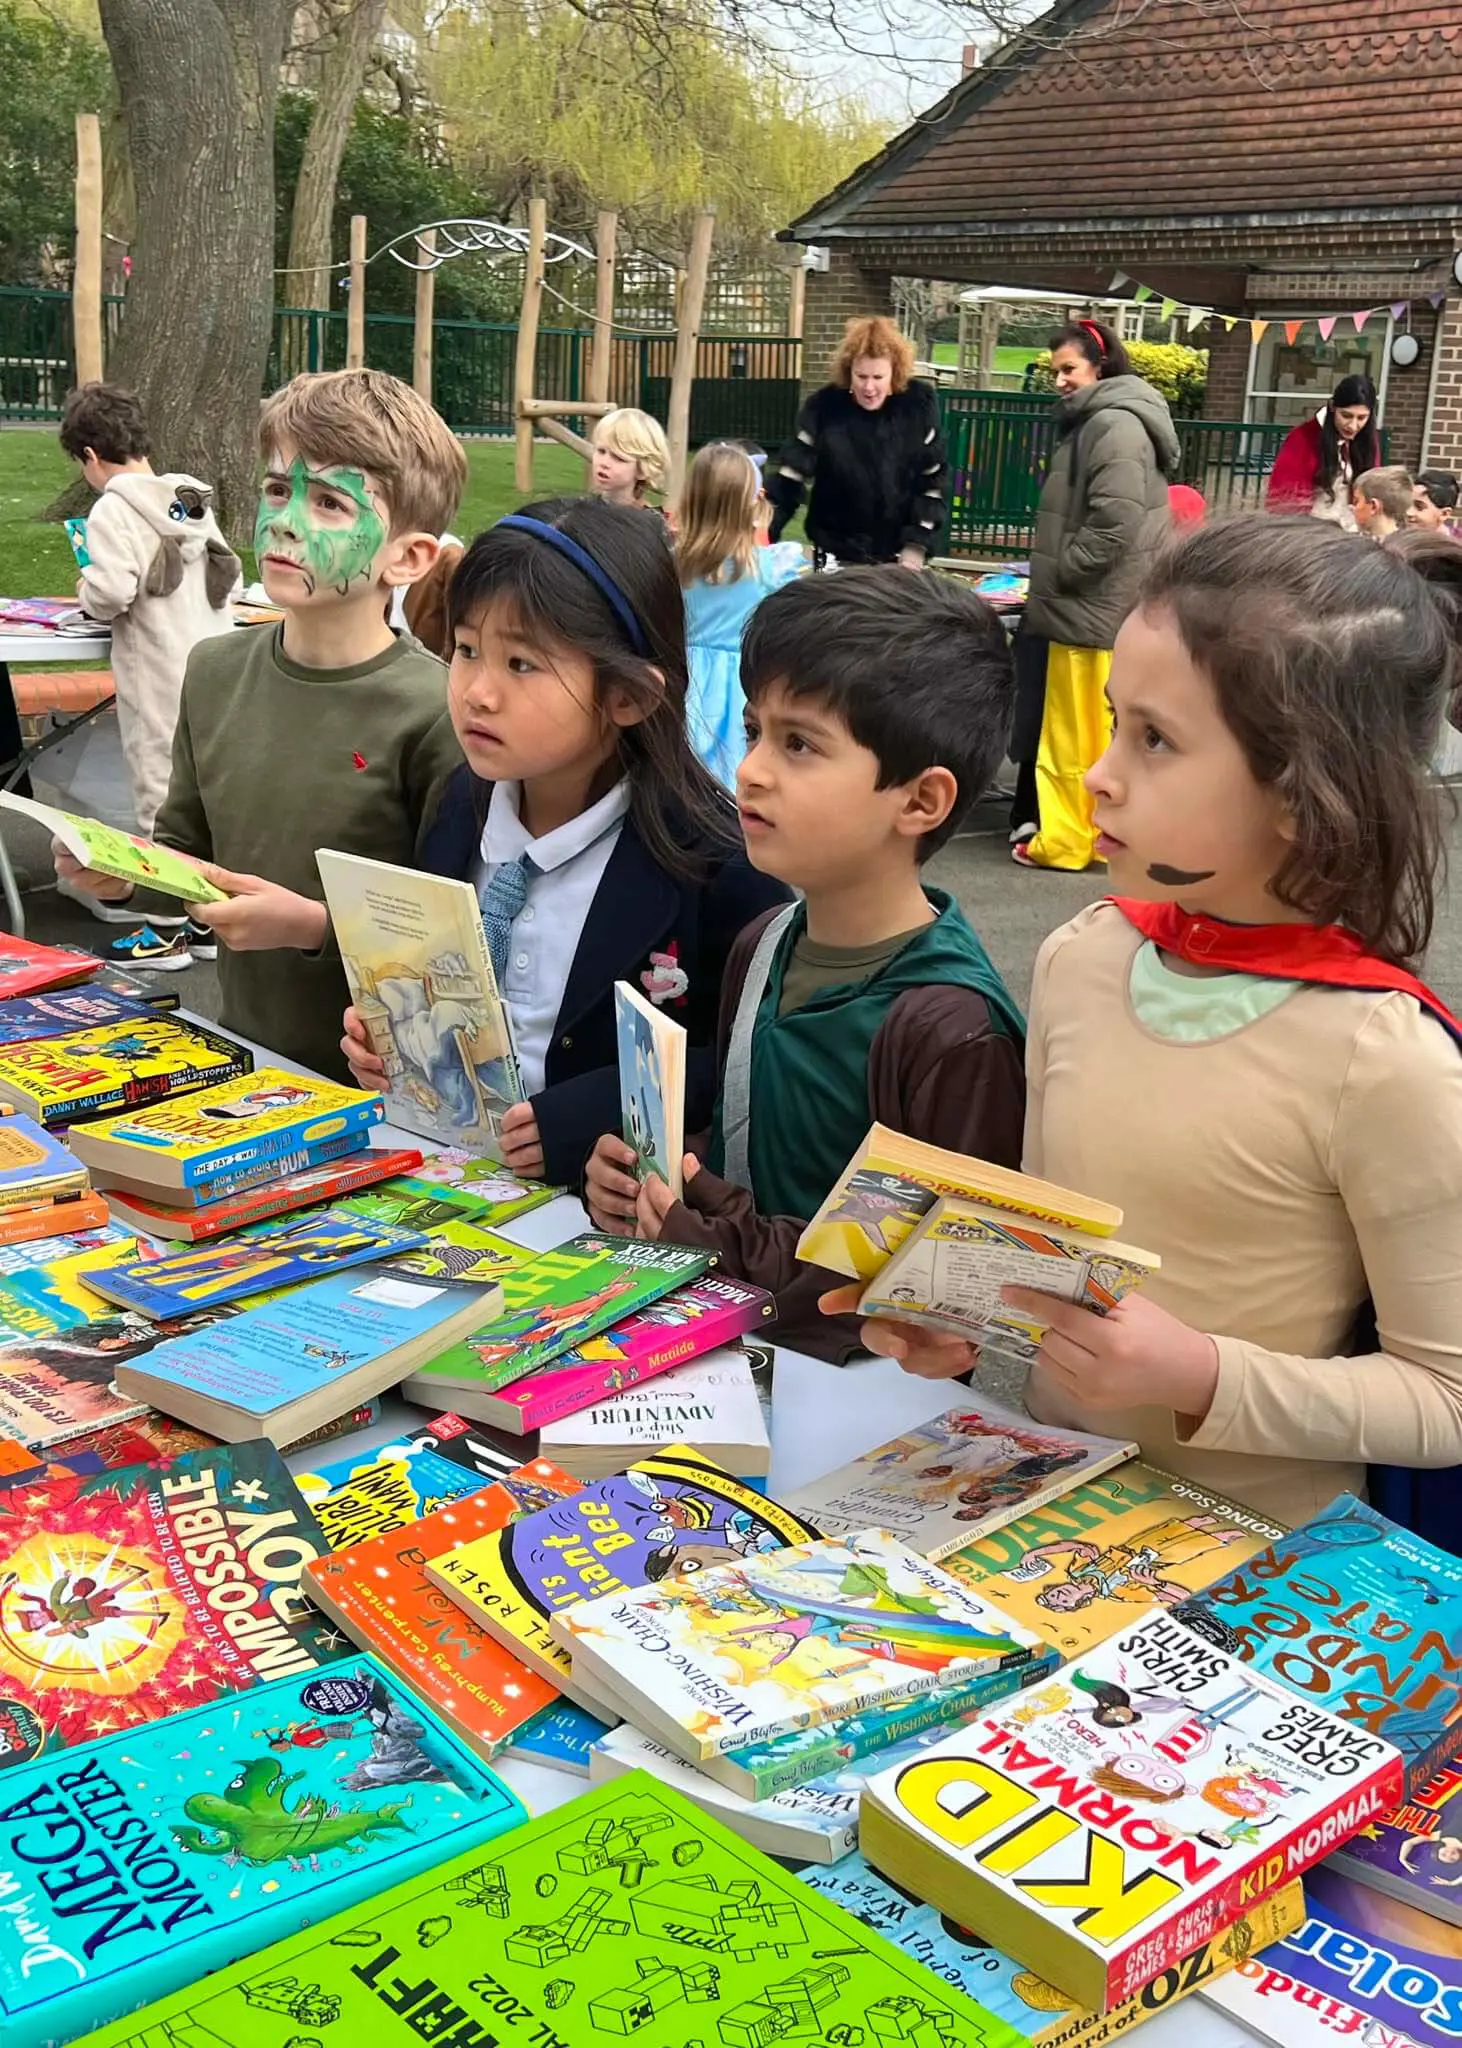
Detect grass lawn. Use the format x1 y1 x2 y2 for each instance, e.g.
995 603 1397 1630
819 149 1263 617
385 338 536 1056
930 341 1041 378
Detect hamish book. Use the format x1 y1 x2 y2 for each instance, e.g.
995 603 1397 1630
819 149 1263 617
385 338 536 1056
0 1012 251 1127
75 1775 1024 2048
0 1655 524 2048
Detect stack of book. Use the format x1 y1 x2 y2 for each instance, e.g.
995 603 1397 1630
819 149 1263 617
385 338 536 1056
0 1106 111 1243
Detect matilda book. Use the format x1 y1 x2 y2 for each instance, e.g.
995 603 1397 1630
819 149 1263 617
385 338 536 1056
0 1438 343 1771
0 1111 88 1211
615 977 686 1197
0 1012 251 1127
297 1417 578 1551
859 1607 1405 2013
335 1147 560 1230
66 1067 384 1191
84 1210 430 1319
317 846 523 1152
0 933 101 1001
74 1775 1024 2048
0 985 153 1048
542 1346 771 1479
1202 1861 1462 2048
553 1525 1057 1764
502 1698 610 1775
463 1273 775 1436
0 1655 524 2048
783 1399 1136 1562
856 1197 1160 1359
426 1444 824 1717
402 1235 714 1411
1176 1491 1462 1797
798 1122 1124 1283
807 1853 1307 2048
944 1461 1289 1660
102 1144 425 1242
0 790 228 903
114 1268 502 1445
1330 1756 1462 1923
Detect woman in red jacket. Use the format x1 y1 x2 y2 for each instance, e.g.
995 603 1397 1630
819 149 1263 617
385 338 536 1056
1266 373 1379 527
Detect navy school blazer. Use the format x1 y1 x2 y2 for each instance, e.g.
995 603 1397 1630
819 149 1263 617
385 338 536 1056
419 765 792 1186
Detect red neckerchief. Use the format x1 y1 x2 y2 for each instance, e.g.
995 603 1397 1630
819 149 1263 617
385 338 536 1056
1111 898 1462 1049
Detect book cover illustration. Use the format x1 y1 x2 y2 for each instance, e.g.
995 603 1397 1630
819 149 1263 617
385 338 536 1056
83 959 182 1010
0 1439 344 1771
338 1147 559 1229
67 1068 384 1189
0 986 153 1048
944 1461 1288 1658
318 847 523 1151
503 1698 611 1774
542 1346 770 1475
0 1302 238 1448
85 1211 430 1319
0 1012 251 1126
75 1775 1024 2048
105 1144 425 1241
1329 1754 1462 1922
0 934 96 1001
0 1216 126 1274
0 1657 525 2048
0 790 228 902
859 1608 1405 2012
1176 1490 1462 1797
615 977 685 1196
783 1400 1136 1563
556 1526 1055 1763
296 1416 576 1551
0 1114 87 1212
0 1414 216 1494
0 1232 147 1345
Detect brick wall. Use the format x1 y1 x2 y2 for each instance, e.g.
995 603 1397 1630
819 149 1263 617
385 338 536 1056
1203 323 1250 417
801 250 894 394
1424 295 1462 470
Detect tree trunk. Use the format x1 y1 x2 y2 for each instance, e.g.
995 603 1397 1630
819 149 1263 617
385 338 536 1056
283 0 389 314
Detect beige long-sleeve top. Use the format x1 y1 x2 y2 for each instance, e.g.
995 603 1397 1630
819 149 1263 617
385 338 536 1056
1021 902 1462 1521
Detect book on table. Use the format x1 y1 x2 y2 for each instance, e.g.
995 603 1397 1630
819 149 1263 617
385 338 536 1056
0 1301 239 1447
331 1144 561 1229
0 1412 216 1489
101 1142 424 1240
501 1697 611 1775
0 984 154 1046
1328 1754 1462 1924
0 789 229 902
0 1230 150 1344
0 1109 90 1210
615 975 686 1195
0 1010 252 1126
541 1344 772 1478
81 1207 431 1317
0 1186 111 1246
0 932 103 1000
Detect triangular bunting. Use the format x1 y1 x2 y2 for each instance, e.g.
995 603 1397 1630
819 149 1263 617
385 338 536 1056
1284 320 1304 345
1250 319 1269 344
1186 305 1209 333
1317 316 1338 341
1429 292 1447 309
1222 316 1238 331
1392 300 1409 319
1352 310 1370 333
1133 285 1154 304
1160 298 1178 322
1109 273 1130 293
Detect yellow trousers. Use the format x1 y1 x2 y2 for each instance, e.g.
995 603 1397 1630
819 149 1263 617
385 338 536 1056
1024 642 1113 871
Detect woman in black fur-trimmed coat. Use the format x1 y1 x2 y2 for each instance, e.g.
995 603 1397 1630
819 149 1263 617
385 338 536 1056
766 316 947 568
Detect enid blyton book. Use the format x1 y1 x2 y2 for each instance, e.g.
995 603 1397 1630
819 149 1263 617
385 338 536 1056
541 1345 772 1478
1330 1755 1462 1923
1177 1491 1462 1797
75 1776 1022 2048
0 1012 251 1126
317 847 523 1152
84 1210 429 1318
783 1399 1136 1562
552 1526 1056 1763
0 1656 524 2048
859 1608 1404 2013
615 977 685 1197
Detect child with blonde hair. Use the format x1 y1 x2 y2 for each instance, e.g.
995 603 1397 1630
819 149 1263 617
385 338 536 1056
590 408 670 508
676 441 804 784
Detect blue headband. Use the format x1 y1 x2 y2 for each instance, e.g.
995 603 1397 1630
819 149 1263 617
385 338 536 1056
495 514 650 658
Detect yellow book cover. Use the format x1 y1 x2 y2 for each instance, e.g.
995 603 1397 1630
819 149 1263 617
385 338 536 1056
0 1013 250 1125
66 1067 381 1187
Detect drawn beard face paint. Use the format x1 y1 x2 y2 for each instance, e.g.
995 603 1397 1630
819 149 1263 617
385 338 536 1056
255 457 387 597
1147 862 1217 887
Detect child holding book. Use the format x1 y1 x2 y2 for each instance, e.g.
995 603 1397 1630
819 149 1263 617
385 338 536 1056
590 408 671 509
835 518 1462 1534
339 498 789 1186
584 568 1028 1356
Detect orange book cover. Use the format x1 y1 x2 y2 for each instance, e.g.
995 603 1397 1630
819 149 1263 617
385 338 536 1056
305 1481 559 1760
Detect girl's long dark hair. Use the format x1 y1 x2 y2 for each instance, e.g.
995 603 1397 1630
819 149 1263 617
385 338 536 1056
1049 318 1134 379
1318 373 1380 494
448 497 736 877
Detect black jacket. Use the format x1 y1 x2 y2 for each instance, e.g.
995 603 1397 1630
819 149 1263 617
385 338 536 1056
420 766 792 1186
766 382 948 563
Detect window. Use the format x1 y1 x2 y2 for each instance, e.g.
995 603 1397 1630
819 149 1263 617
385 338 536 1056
1245 320 1391 427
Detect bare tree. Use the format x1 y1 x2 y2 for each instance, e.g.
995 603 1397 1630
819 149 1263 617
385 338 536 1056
283 0 391 313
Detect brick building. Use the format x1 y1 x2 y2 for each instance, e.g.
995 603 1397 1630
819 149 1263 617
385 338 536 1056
783 0 1462 470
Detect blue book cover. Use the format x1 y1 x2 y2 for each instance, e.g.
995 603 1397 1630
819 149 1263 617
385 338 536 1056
1177 1491 1462 1797
0 1655 525 2048
0 1220 127 1276
0 988 152 1047
84 1212 430 1319
503 1699 610 1775
0 1114 87 1211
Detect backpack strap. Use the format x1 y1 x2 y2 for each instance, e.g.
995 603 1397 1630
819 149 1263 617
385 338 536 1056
720 905 798 1197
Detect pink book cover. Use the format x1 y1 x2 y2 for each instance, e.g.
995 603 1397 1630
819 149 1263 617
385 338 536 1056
488 1272 774 1432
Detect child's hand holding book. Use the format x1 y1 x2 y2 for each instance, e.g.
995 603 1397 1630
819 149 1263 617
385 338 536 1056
186 862 327 950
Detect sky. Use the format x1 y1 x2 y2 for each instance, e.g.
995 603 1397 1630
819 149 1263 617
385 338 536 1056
771 0 1010 122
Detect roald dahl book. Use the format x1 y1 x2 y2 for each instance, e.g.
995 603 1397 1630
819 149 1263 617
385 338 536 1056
0 1656 524 2048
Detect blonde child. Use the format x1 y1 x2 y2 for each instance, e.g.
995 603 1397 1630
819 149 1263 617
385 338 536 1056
835 518 1462 1541
1352 465 1415 540
590 408 670 508
676 441 804 785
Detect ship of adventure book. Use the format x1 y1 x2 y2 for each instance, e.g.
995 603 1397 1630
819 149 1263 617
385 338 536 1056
0 1655 525 2048
402 1235 713 1410
75 1775 1025 2048
102 1145 424 1242
0 985 153 1047
1176 1491 1462 1797
0 933 100 1000
296 1413 579 1549
1330 1754 1462 1923
542 1346 772 1478
84 1210 429 1318
783 1400 1136 1562
858 1606 1405 2012
426 1444 824 1716
944 1460 1289 1659
306 1488 562 1760
616 977 686 1197
0 1438 343 1771
0 1013 251 1126
551 1526 1057 1762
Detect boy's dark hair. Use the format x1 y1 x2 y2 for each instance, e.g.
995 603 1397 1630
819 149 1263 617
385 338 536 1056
1418 469 1460 512
59 382 150 465
449 497 735 879
1141 517 1449 965
740 566 1015 861
1048 319 1134 380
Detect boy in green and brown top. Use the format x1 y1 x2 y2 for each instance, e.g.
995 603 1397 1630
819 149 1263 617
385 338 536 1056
52 370 467 1078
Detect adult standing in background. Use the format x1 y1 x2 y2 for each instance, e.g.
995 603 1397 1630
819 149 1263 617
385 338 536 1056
1265 373 1380 528
766 316 946 567
1016 318 1179 871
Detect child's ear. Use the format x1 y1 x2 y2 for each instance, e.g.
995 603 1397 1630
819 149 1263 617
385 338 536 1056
604 668 661 731
381 530 441 590
896 765 960 845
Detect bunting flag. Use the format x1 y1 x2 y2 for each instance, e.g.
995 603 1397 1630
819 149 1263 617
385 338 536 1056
1133 285 1154 303
1391 301 1409 319
1185 304 1209 332
1352 310 1370 333
1222 316 1238 332
1109 273 1130 293
1284 319 1304 345
1317 315 1338 341
1160 297 1178 322
1429 292 1447 309
1249 319 1269 344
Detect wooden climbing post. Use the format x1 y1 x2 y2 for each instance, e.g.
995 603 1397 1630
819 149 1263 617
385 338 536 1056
666 208 715 501
514 196 548 494
346 214 367 370
586 207 619 483
788 263 806 342
413 228 436 401
73 113 104 386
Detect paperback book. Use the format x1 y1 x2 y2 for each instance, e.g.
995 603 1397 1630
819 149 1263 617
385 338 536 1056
0 985 153 1047
0 1656 525 2048
616 976 686 1196
0 1187 111 1246
0 789 228 902
0 1232 145 1343
102 1143 424 1241
335 1147 560 1229
783 1400 1136 1561
502 1698 611 1774
0 1302 239 1447
84 1209 429 1318
0 1110 89 1211
297 1416 578 1550
0 1011 251 1126
0 933 103 1000
1330 1755 1462 1922
858 1607 1405 2012
542 1345 772 1477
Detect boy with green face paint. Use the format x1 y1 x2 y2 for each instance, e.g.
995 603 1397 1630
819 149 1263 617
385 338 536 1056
53 369 470 1081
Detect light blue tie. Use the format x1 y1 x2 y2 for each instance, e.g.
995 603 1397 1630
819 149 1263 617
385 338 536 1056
480 854 532 984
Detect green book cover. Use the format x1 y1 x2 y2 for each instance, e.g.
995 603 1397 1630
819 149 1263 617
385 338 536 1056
0 792 228 904
76 1773 1025 2048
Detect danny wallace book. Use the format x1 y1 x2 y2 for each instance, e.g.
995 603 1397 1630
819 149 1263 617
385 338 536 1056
0 1013 251 1128
858 1607 1405 2014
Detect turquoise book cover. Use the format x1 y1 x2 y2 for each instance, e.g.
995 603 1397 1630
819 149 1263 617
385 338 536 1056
0 1655 525 2048
502 1699 610 1774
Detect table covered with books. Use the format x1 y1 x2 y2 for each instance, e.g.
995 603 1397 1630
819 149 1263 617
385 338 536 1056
0 934 1450 2048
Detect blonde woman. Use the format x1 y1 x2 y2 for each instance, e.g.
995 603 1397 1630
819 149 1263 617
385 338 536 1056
590 407 671 508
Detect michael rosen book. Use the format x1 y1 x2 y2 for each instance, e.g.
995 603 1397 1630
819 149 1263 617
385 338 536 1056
0 1656 525 2048
101 1144 424 1242
0 1012 251 1127
1330 1755 1462 1923
551 1526 1056 1763
858 1607 1405 2013
541 1346 771 1478
75 1776 1025 2048
782 1400 1135 1562
83 1210 430 1318
296 1413 578 1549
1176 1491 1462 1797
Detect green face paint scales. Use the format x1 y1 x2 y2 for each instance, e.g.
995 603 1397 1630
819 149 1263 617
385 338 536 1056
255 456 387 596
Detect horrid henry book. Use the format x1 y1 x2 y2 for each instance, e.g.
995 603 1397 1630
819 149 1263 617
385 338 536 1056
0 1439 343 1771
858 1607 1405 2013
73 1776 1022 2048
0 1012 251 1126
0 1656 525 2048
